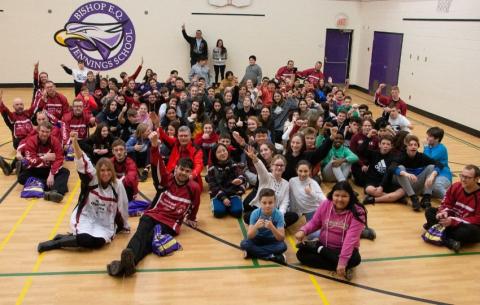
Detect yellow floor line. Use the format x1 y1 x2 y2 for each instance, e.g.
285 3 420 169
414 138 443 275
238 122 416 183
287 234 330 305
0 199 38 253
15 180 80 305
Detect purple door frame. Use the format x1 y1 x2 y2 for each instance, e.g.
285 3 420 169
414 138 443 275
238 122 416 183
368 31 404 94
324 29 353 84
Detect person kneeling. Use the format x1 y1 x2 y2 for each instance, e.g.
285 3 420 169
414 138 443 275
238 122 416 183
295 181 366 280
240 188 287 264
37 131 130 252
107 131 200 277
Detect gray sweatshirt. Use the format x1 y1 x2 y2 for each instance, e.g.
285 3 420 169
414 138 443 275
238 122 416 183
241 64 262 86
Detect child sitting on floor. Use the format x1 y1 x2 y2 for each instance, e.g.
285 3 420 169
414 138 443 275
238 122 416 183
240 188 287 264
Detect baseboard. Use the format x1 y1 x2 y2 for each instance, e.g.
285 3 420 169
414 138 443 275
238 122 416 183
0 83 73 88
349 84 480 137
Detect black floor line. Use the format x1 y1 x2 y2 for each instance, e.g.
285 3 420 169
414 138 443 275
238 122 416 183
139 192 451 304
0 180 18 205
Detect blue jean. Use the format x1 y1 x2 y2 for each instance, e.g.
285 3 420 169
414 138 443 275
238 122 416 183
240 236 287 259
432 176 451 199
211 195 243 218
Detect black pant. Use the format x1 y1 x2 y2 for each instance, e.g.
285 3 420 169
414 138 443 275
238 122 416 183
243 210 299 228
351 163 367 187
126 215 175 264
296 244 361 271
425 207 480 244
243 187 258 210
76 233 106 249
128 150 148 168
214 65 226 84
18 167 70 195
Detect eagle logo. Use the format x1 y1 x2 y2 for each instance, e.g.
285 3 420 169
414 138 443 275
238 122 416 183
54 1 135 71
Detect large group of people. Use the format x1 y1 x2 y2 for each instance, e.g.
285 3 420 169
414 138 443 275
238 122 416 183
0 24 478 281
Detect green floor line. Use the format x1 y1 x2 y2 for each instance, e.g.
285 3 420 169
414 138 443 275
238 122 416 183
362 250 480 263
0 264 280 278
237 217 259 267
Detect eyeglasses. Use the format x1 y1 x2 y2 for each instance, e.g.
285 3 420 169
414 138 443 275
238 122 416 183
272 164 285 168
459 174 475 180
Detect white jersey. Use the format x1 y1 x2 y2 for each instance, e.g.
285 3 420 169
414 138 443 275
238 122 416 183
71 68 89 83
70 153 130 242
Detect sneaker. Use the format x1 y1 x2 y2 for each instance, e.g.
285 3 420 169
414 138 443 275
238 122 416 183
120 248 136 276
410 195 421 212
362 195 375 205
107 260 124 277
139 169 148 182
422 223 429 231
360 227 376 240
243 250 250 259
44 191 64 203
269 253 286 265
345 269 354 281
0 156 11 176
37 240 60 253
420 195 432 209
53 233 72 240
444 239 461 253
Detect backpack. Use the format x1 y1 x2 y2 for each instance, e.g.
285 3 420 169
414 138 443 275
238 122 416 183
151 225 182 256
20 177 45 198
422 224 446 246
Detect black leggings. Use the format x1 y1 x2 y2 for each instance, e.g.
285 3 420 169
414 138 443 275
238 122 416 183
296 244 361 271
214 65 226 84
76 233 106 249
126 215 175 264
425 207 480 244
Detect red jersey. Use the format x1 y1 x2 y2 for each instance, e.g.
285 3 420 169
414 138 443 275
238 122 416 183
62 111 94 143
22 134 64 175
111 156 138 196
438 182 480 226
34 92 70 123
296 68 324 85
75 93 98 113
275 66 296 80
0 104 34 139
145 145 201 234
374 92 407 116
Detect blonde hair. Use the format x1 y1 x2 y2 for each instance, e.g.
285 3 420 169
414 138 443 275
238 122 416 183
135 123 148 139
95 158 117 184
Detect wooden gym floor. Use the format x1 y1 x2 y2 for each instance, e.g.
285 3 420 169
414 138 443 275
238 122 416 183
0 88 479 305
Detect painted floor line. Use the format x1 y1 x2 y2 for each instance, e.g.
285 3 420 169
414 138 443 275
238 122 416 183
15 180 80 305
237 217 259 267
362 250 480 263
0 264 281 278
0 198 37 253
287 234 330 305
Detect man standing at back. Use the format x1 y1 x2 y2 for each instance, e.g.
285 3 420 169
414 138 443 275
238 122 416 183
182 23 208 66
241 55 263 86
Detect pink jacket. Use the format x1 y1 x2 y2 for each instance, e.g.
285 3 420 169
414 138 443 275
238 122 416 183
300 199 365 266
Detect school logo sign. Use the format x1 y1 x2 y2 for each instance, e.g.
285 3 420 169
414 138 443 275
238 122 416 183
54 1 135 71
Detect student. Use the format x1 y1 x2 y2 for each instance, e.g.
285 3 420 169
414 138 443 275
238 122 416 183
126 123 151 182
321 133 359 183
206 144 246 218
107 131 200 277
387 106 412 133
295 181 366 280
37 131 129 252
119 108 139 142
212 39 227 84
361 135 405 204
423 127 452 199
240 55 262 86
423 164 480 252
244 146 298 227
82 123 114 165
289 160 326 221
240 188 288 264
111 139 138 202
18 122 70 202
394 134 441 211
194 121 219 165
60 60 89 96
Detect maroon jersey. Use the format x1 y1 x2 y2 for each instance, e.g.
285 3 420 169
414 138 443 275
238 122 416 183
61 111 93 143
22 134 64 175
0 104 34 139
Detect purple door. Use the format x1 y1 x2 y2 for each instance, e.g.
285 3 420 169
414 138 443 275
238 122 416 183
324 29 352 84
368 32 403 93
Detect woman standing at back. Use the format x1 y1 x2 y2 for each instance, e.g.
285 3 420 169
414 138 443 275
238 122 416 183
212 39 227 85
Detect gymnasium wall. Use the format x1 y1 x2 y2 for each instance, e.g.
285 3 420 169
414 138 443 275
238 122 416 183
354 0 480 131
0 0 361 83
